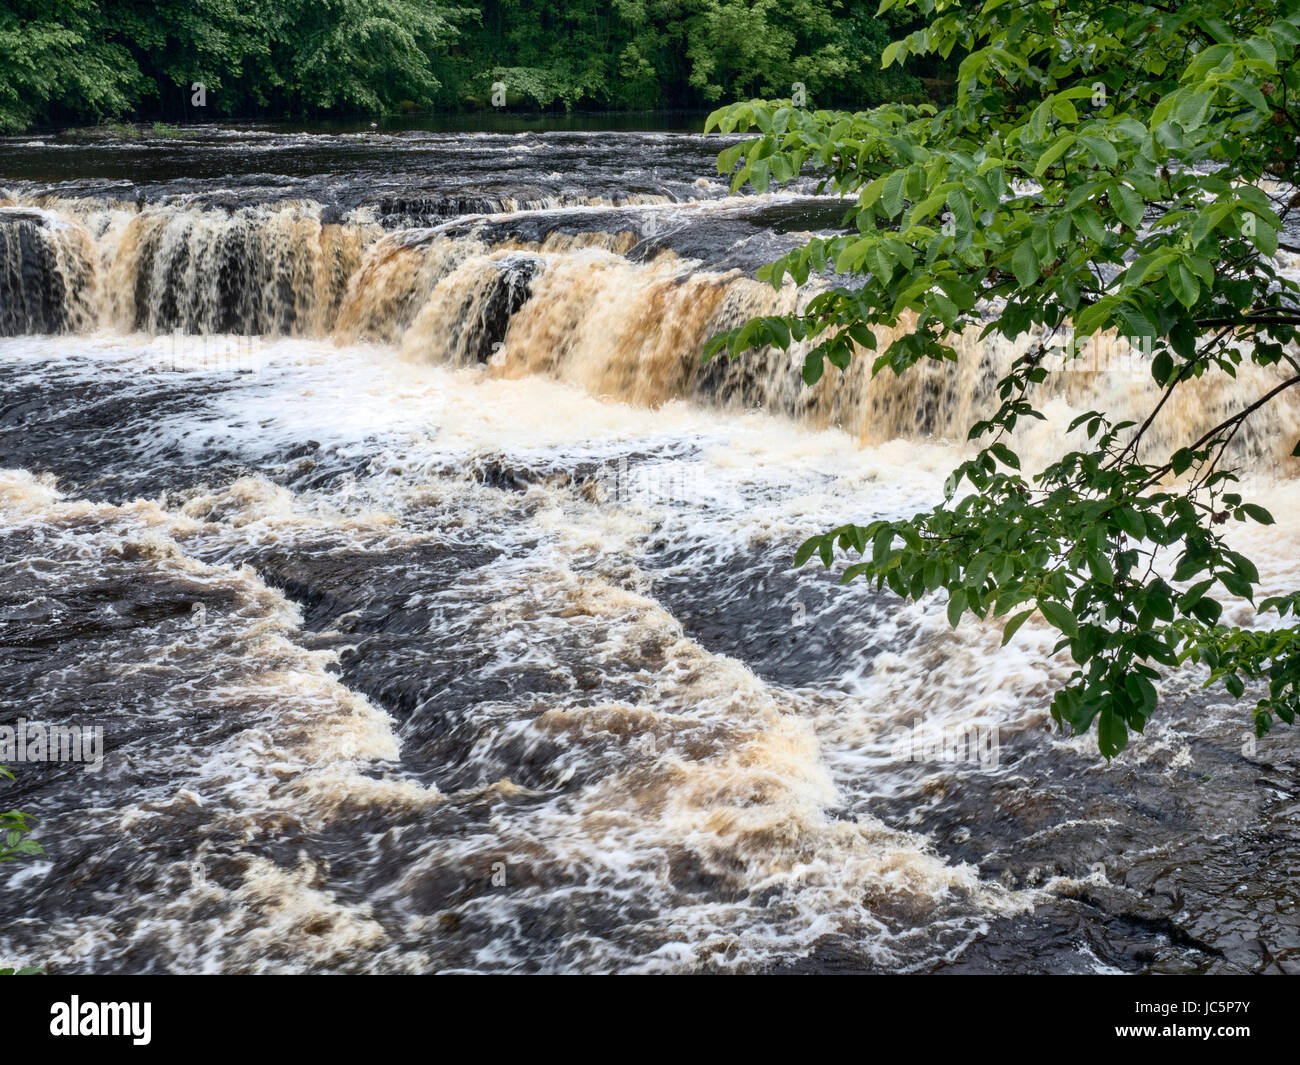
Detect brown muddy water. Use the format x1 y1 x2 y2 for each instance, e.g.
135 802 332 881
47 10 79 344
0 124 1298 973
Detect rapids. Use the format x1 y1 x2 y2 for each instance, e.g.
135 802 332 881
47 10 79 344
0 125 1297 973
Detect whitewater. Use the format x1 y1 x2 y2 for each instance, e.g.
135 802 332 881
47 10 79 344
0 125 1297 973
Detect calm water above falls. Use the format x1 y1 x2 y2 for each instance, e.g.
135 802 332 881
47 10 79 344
1 126 1298 973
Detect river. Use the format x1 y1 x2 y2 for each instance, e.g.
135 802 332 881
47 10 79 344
1 123 1297 973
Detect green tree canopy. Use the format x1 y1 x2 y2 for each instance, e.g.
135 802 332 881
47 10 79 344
0 0 467 130
453 0 931 110
0 0 142 131
0 1 936 130
706 0 1300 757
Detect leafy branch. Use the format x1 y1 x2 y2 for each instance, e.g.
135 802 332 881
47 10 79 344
704 0 1300 757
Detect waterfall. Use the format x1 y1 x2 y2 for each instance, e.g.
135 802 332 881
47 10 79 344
4 128 1299 976
0 208 97 336
1 192 1297 474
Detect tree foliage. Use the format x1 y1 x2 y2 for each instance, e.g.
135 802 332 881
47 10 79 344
449 0 933 110
706 0 1300 757
0 0 143 131
0 0 937 130
0 766 43 976
0 767 41 867
0 0 466 130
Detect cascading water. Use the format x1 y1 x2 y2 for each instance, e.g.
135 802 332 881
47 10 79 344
0 208 97 335
1 126 1297 974
5 188 1296 468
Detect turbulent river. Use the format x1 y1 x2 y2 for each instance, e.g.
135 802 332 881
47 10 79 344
1 124 1298 974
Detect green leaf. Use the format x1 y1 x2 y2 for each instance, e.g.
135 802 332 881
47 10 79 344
947 587 967 626
793 538 820 567
1088 549 1115 585
1114 507 1146 539
881 169 907 216
1078 135 1118 169
1039 600 1079 638
1098 708 1128 759
1001 608 1035 646
802 351 824 386
1151 351 1173 385
1169 262 1200 309
1113 184 1144 228
1034 133 1075 176
1011 241 1040 289
1173 90 1213 132
989 442 1020 469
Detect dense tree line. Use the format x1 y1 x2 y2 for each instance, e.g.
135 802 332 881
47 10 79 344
448 0 935 111
0 0 940 131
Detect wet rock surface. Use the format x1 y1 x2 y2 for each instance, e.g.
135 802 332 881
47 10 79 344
2 126 1298 973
